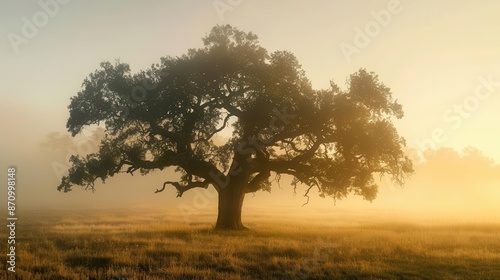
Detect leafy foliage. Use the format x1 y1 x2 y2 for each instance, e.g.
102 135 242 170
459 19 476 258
58 24 413 204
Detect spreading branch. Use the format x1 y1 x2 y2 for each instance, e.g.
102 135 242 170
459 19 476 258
156 178 210 197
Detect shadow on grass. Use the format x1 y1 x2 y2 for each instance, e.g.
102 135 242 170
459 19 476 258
64 256 113 270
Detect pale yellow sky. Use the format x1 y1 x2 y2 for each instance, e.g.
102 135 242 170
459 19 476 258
1 1 499 221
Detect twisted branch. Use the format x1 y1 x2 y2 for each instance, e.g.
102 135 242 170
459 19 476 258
155 178 210 197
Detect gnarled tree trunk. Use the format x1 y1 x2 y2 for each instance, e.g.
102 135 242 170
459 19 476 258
215 183 247 230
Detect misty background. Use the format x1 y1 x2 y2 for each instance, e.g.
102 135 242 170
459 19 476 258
1 0 499 222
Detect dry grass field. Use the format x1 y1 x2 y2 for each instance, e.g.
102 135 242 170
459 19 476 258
2 206 500 279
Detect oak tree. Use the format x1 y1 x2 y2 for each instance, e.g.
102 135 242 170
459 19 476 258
58 25 413 230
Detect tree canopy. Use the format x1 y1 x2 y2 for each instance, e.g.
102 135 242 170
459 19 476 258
58 24 413 229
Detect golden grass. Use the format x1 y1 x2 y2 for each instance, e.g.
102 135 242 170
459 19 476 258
2 206 500 279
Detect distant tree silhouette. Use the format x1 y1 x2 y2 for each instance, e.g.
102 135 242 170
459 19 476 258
58 25 413 230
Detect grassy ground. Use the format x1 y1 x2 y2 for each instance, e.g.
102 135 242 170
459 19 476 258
2 207 500 279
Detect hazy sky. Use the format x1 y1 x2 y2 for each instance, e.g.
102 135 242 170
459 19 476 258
1 1 499 221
